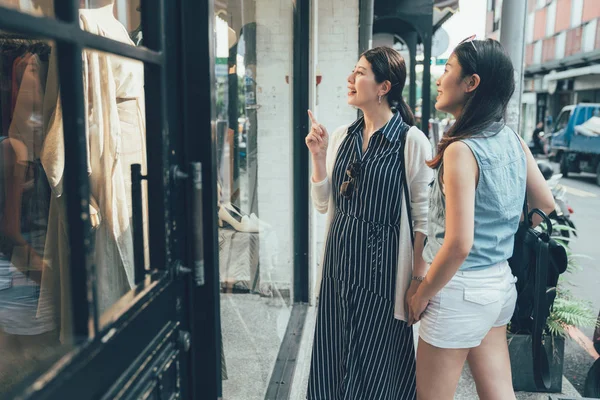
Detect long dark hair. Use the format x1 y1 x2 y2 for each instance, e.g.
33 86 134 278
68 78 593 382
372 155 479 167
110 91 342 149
428 39 515 169
361 46 415 126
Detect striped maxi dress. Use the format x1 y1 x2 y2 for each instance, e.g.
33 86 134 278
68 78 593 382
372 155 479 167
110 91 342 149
307 112 417 400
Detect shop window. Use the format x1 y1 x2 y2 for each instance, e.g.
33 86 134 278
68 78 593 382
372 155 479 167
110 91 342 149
212 0 295 398
0 33 74 396
0 0 54 17
0 2 146 395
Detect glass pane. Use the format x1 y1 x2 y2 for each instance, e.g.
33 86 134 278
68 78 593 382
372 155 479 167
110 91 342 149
80 1 143 47
0 0 54 17
214 1 294 398
0 2 143 48
556 110 571 131
84 49 148 329
0 36 72 395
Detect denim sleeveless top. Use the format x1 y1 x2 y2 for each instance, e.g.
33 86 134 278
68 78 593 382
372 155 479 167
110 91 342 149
423 122 527 270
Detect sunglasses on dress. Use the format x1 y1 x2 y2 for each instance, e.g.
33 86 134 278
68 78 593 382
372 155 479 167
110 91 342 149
340 160 361 199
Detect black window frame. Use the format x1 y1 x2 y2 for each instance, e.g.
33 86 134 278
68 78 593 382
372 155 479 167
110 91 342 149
0 0 314 397
0 1 185 398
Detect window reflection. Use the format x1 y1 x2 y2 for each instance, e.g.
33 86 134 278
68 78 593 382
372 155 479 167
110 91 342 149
0 36 66 396
0 1 143 47
0 0 146 388
214 2 295 398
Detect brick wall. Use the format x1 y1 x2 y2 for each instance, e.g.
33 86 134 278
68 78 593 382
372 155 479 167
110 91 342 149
310 0 359 299
316 0 360 134
255 0 295 286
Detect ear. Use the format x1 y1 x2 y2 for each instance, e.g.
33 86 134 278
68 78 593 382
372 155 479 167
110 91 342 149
465 74 481 93
379 80 392 96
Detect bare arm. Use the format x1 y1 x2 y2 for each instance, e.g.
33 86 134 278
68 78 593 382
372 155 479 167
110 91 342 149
413 232 427 277
415 141 476 301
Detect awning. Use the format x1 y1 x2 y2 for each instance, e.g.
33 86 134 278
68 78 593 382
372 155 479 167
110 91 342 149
433 0 459 32
543 64 600 83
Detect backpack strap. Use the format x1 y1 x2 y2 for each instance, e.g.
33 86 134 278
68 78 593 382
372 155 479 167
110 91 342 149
532 236 551 390
399 123 414 247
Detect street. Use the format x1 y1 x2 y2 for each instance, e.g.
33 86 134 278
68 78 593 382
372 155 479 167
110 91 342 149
548 166 600 395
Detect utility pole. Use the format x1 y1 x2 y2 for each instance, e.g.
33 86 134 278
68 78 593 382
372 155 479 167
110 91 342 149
499 0 528 134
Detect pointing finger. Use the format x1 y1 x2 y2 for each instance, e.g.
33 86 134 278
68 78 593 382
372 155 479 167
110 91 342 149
307 110 318 125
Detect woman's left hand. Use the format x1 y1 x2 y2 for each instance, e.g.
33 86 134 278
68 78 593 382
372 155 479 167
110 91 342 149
405 280 420 312
408 292 430 327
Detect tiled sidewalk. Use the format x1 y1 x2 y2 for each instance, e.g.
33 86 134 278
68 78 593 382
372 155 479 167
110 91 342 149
291 307 583 400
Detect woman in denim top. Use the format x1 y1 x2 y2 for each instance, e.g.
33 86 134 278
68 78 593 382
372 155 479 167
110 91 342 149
407 38 555 400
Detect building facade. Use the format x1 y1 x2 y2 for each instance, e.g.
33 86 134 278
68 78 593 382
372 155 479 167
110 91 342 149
486 0 600 140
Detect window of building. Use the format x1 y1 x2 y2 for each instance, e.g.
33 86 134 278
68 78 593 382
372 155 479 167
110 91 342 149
534 40 543 64
527 12 535 43
571 0 583 27
546 1 557 36
555 31 567 59
582 19 598 52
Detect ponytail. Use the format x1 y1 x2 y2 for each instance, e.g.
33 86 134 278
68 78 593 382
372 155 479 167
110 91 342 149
397 98 415 126
361 47 416 126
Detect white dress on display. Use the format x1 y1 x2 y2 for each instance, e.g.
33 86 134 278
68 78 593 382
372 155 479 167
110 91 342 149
39 4 147 342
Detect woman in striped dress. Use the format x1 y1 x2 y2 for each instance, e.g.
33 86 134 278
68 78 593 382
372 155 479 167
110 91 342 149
305 46 432 399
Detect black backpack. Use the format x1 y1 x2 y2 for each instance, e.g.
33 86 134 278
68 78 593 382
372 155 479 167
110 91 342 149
508 199 568 390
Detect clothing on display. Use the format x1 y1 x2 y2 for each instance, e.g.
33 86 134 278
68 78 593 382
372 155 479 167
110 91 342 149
0 37 55 337
38 2 148 342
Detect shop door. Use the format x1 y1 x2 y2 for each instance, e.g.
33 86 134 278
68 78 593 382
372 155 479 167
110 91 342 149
0 1 216 399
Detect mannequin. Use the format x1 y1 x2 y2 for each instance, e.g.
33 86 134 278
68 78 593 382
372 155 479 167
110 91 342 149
130 5 143 46
39 0 147 342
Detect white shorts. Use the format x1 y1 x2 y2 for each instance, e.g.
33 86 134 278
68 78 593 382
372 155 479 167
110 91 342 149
419 261 517 349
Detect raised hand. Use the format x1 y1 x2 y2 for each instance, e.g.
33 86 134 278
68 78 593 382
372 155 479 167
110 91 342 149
305 110 329 160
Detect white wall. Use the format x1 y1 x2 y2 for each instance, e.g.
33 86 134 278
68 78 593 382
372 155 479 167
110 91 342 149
309 0 360 303
251 0 360 298
255 0 295 288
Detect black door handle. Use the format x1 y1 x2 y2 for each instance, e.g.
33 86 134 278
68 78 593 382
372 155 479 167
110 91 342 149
131 164 147 285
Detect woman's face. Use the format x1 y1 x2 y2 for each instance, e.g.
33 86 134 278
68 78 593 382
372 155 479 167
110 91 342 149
347 57 384 108
435 54 471 117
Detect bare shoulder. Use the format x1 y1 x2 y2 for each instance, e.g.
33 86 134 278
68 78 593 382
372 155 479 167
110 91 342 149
443 141 477 170
444 140 474 159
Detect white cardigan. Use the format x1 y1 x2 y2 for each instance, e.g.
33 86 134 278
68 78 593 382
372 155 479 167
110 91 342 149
311 124 433 321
